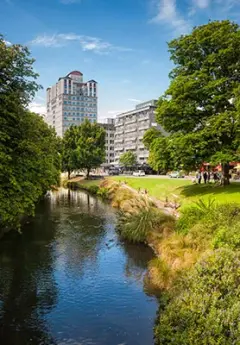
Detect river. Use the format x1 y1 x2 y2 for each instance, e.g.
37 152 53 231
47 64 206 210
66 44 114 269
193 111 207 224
0 188 158 345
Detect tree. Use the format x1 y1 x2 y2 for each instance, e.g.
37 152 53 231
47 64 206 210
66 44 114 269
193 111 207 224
119 151 137 169
143 127 163 150
62 126 79 179
148 21 240 184
0 36 60 232
62 120 106 179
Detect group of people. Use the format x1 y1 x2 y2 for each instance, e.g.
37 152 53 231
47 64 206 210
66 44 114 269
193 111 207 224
195 171 221 184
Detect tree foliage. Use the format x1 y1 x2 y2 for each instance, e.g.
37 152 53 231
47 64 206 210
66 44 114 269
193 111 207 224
148 21 240 182
0 36 60 232
119 151 137 168
62 120 106 178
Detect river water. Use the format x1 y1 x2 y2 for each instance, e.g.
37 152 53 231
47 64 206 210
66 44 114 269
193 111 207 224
0 188 158 345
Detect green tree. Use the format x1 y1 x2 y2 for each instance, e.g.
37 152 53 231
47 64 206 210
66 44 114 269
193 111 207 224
119 151 137 169
143 127 163 150
0 36 60 232
62 120 106 179
62 126 79 179
148 21 240 184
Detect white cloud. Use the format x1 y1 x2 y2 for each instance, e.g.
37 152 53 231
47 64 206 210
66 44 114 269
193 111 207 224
28 102 46 115
193 0 210 8
3 40 12 46
128 98 143 103
30 33 133 54
151 0 190 33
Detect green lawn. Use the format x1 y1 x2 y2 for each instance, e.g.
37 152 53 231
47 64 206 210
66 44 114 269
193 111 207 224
111 177 240 206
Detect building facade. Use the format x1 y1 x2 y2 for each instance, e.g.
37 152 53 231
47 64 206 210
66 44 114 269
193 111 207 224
46 70 98 137
99 118 115 166
114 100 163 165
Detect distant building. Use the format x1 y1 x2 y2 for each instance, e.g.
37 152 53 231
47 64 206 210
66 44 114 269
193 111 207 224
46 70 98 137
99 118 115 166
114 100 164 165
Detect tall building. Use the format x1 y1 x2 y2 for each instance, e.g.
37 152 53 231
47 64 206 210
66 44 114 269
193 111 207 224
46 70 98 137
99 118 115 166
114 100 164 165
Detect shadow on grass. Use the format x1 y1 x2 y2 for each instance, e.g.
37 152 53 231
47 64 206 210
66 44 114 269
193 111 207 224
178 182 240 198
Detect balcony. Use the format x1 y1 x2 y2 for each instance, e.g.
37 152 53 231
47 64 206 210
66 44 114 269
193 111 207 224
125 137 136 143
138 116 149 122
125 127 136 134
125 118 136 125
125 144 136 150
116 129 124 135
115 122 124 127
115 138 124 144
138 124 149 131
115 146 124 152
138 144 145 149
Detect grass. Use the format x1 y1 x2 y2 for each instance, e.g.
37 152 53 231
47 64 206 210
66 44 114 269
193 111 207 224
111 177 240 206
68 177 102 187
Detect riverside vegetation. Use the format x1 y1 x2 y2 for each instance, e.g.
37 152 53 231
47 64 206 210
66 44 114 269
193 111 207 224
72 177 240 345
0 36 60 236
69 20 240 344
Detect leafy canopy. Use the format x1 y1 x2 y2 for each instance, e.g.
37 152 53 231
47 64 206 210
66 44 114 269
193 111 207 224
148 21 240 174
62 120 106 177
0 36 60 232
119 151 137 168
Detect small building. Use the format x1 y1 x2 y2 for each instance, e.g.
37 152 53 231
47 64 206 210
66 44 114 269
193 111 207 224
114 100 165 164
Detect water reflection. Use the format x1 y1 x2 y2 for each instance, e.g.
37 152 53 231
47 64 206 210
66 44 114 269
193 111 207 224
0 188 157 345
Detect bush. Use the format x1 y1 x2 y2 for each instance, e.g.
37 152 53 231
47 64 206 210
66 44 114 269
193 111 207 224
87 185 99 195
212 222 240 249
177 198 216 234
155 249 240 345
97 187 109 199
118 197 175 243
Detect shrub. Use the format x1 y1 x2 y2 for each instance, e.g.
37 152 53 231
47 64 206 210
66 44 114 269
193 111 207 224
87 185 99 195
118 197 174 243
97 187 109 199
155 249 240 345
212 222 240 249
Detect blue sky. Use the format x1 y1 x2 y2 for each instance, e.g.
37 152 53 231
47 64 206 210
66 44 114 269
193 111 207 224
1 0 240 119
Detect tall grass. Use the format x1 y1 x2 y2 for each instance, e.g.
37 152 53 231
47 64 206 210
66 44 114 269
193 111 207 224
117 197 175 243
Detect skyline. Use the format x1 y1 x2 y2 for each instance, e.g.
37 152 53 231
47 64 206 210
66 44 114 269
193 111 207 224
1 0 240 120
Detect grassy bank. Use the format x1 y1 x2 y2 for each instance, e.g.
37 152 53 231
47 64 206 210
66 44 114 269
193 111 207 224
106 178 240 344
67 177 240 343
111 177 240 206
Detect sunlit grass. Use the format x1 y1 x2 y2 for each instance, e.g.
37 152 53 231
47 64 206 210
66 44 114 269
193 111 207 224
110 177 240 205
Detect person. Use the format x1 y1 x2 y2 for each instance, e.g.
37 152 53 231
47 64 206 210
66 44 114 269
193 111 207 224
207 171 211 183
196 170 202 184
203 171 208 184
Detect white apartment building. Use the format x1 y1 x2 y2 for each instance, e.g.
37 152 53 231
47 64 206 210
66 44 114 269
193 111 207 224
46 70 98 137
99 118 115 165
114 100 163 164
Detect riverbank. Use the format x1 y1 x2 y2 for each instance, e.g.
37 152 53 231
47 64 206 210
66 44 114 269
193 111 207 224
67 176 240 344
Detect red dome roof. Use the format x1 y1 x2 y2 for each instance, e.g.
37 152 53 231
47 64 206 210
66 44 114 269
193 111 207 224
67 70 83 77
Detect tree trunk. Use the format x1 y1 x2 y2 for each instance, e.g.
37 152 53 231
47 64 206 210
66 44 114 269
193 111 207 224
221 163 230 186
86 168 91 180
68 169 71 180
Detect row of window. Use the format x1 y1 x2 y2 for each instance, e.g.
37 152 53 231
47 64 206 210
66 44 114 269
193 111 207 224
63 101 97 105
63 118 96 126
64 113 96 117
